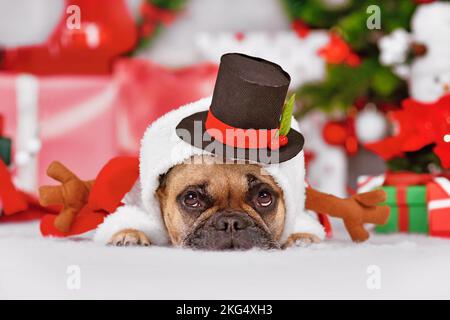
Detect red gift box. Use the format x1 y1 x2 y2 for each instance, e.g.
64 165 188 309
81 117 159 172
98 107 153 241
427 177 450 238
0 73 119 192
0 60 219 191
113 59 218 154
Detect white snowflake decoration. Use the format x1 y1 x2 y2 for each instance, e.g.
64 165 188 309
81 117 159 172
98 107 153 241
378 29 411 66
378 2 450 102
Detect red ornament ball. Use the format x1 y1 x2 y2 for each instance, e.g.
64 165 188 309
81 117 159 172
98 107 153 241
323 122 347 146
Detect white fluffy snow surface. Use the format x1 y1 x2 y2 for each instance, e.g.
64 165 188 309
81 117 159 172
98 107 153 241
1 220 450 299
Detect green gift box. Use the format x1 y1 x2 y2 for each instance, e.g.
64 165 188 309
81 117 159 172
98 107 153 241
375 185 428 234
0 137 12 166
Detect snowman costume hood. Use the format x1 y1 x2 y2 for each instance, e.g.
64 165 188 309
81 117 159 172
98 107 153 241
94 97 325 244
94 54 325 245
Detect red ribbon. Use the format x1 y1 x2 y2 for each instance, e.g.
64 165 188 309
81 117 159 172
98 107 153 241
396 185 409 232
205 110 283 150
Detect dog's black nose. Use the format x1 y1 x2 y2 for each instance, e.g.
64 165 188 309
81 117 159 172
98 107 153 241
212 212 253 232
183 210 279 250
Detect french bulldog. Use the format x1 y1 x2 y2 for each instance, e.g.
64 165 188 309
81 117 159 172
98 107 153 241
109 155 388 250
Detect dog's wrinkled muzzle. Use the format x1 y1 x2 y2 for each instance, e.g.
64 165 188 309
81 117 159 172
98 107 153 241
182 211 280 250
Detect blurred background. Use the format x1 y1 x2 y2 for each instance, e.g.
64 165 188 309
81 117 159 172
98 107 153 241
0 0 449 201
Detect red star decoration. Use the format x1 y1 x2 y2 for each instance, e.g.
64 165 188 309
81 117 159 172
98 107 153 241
317 33 361 67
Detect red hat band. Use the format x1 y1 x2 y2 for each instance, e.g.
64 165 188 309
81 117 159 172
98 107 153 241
205 110 285 150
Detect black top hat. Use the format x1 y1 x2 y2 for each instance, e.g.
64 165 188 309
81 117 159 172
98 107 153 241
176 53 304 164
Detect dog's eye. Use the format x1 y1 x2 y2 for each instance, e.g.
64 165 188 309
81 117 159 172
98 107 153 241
256 190 272 207
183 191 201 208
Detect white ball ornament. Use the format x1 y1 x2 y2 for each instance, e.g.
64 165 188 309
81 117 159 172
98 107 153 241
15 151 31 166
355 105 388 144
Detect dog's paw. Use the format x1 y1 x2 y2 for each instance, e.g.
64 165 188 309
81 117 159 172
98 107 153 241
282 233 321 249
108 229 151 247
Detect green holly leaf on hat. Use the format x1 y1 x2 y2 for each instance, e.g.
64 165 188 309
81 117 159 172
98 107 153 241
279 94 295 136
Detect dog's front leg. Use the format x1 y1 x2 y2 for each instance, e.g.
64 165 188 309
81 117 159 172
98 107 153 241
95 205 167 246
282 233 321 249
109 229 151 246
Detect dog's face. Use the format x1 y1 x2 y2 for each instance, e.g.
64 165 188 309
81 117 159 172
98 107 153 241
156 156 285 250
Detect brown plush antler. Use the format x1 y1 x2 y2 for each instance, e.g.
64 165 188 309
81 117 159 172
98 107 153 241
39 161 94 233
305 187 390 242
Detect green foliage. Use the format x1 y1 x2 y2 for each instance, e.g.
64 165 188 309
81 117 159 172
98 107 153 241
387 145 442 173
150 0 186 10
283 0 349 28
281 0 440 172
372 66 401 97
282 0 415 115
298 58 407 114
282 0 416 42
